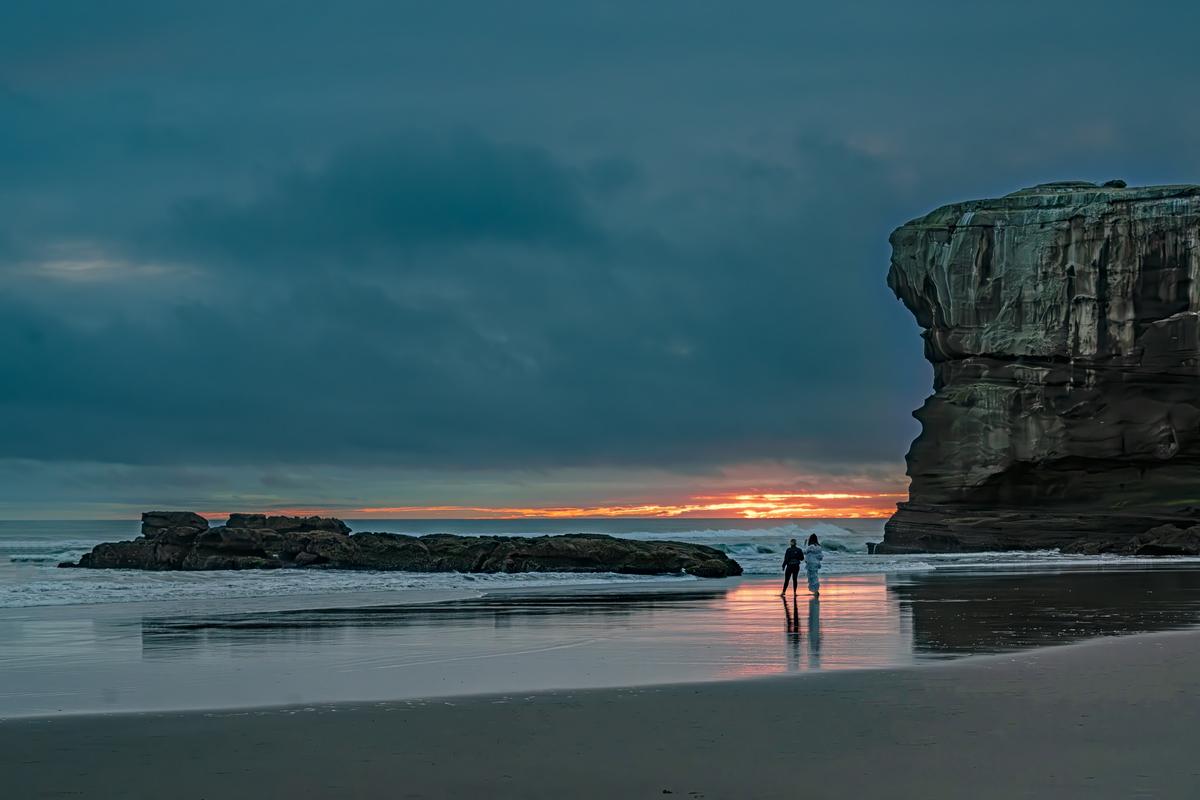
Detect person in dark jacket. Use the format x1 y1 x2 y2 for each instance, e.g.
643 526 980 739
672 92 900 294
780 538 804 595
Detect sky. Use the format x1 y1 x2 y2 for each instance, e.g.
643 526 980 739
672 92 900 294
4 1 1200 519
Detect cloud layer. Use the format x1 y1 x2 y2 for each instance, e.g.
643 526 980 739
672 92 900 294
4 1 1199 514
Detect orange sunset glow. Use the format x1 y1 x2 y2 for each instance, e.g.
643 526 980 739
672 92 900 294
202 490 905 521
342 490 903 519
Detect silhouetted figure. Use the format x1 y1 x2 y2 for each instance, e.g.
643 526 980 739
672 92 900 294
805 533 824 596
781 538 804 595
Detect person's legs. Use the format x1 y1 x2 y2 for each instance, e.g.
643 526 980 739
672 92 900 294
781 566 798 595
807 568 819 594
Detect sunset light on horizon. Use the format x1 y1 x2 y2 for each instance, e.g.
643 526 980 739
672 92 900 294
206 491 905 521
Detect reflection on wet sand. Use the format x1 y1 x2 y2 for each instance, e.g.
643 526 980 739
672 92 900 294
711 577 907 678
138 591 727 657
808 596 822 670
778 594 824 672
132 566 1200 677
3 566 1200 717
889 566 1200 656
782 596 801 671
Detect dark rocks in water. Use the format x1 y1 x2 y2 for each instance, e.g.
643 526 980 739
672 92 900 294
1064 525 1200 557
60 511 743 577
1130 526 1200 556
883 182 1200 554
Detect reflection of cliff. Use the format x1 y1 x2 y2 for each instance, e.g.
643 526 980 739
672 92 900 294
888 569 1200 656
885 182 1200 554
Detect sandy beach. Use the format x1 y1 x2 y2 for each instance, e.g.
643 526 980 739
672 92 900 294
5 567 1200 798
4 627 1198 799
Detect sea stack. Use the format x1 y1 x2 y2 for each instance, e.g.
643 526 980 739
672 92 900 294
882 181 1200 555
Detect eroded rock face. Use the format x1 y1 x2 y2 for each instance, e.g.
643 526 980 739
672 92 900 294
883 182 1200 554
62 511 742 577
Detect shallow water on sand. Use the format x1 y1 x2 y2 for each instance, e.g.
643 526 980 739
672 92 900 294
2 564 1199 718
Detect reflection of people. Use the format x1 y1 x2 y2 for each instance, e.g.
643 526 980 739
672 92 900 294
807 596 821 666
804 534 824 596
780 538 804 596
782 594 801 633
782 595 801 670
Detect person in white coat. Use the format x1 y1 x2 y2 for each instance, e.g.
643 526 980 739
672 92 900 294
804 534 824 595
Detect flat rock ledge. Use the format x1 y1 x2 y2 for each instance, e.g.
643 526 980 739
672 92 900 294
877 503 1200 555
59 511 743 578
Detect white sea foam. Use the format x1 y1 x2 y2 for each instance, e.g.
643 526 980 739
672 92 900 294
0 568 699 609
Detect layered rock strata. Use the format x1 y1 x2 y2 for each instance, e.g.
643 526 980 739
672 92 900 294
61 511 743 578
883 181 1200 554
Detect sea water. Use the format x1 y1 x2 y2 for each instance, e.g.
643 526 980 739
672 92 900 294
3 517 1198 609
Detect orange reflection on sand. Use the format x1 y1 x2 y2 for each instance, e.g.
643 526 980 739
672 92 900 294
711 576 911 678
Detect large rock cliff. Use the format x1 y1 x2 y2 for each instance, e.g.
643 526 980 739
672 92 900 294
883 181 1200 554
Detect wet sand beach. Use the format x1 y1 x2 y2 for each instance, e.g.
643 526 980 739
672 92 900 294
4 566 1200 798
4 566 1200 717
4 628 1199 799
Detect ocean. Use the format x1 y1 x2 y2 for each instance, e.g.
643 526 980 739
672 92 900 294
3 517 1195 609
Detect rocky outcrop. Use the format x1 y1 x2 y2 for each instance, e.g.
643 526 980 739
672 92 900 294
1065 524 1200 557
61 511 743 577
883 182 1200 554
222 513 351 534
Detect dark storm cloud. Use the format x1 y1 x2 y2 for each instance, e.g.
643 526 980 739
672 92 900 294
4 0 1200 510
0 127 919 470
165 136 605 265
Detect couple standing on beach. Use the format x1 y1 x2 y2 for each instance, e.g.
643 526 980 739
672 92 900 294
781 534 823 596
